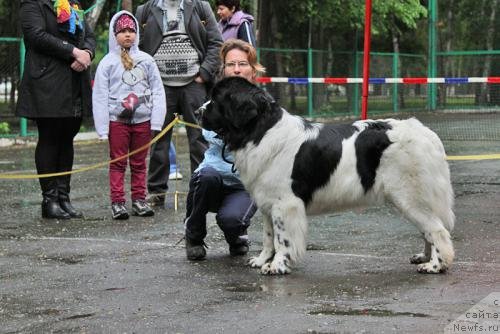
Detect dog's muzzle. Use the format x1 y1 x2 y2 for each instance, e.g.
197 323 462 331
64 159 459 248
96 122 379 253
197 100 225 136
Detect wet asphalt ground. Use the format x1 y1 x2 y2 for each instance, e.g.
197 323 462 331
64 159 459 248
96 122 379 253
0 131 499 334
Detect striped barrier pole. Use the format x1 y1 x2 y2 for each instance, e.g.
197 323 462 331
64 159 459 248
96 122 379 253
256 76 500 84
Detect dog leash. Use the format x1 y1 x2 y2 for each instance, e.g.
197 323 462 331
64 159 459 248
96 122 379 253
221 142 237 173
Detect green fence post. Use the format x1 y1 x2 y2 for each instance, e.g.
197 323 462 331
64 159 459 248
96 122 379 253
392 52 399 113
20 38 27 137
307 48 313 117
428 0 438 111
353 51 360 117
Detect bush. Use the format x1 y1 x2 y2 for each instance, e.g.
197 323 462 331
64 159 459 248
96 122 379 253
0 122 10 134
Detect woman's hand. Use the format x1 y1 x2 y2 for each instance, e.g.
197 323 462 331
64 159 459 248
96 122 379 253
70 60 86 72
72 47 92 69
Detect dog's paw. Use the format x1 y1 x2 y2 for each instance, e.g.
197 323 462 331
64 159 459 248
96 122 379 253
259 259 291 275
248 256 265 268
410 253 430 264
417 262 446 274
248 251 274 268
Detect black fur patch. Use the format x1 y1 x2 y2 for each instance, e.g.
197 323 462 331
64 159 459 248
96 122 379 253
291 123 357 205
273 218 285 231
354 122 392 192
203 77 282 150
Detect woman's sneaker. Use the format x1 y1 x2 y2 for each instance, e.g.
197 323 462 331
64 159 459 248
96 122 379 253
132 200 154 217
111 202 129 220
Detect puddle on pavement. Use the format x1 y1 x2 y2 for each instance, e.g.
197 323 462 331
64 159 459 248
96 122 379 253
64 312 96 320
308 306 429 318
225 282 266 293
104 287 127 291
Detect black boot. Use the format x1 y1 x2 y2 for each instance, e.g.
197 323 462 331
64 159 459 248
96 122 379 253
59 198 83 218
42 189 71 219
58 178 83 218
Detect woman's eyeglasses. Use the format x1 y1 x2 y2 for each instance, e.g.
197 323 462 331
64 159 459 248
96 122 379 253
224 61 251 69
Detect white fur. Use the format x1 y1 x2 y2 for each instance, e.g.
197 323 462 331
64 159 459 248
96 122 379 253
237 112 455 275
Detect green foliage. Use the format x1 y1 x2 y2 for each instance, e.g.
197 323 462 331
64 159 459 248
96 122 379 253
0 122 10 134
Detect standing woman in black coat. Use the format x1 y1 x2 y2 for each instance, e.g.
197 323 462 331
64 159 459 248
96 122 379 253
16 0 96 219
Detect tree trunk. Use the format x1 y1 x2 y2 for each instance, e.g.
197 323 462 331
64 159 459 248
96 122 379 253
86 0 107 31
257 1 284 107
442 0 454 105
474 0 488 104
481 0 498 104
122 0 133 12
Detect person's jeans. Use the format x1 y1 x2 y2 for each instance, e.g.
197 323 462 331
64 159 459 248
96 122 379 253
148 81 208 196
169 141 178 174
109 121 150 203
185 167 257 245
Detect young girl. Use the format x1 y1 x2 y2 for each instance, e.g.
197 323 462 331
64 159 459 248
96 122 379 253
93 11 166 219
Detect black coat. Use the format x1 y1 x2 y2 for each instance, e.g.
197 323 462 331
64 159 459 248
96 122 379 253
136 0 222 85
16 0 96 119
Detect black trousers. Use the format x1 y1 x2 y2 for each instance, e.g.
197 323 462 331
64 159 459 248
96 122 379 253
147 81 208 195
35 117 82 196
185 167 257 245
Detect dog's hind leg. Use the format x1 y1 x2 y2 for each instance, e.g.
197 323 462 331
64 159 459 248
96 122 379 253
248 213 275 268
260 198 307 275
416 229 454 273
409 239 431 264
394 203 454 273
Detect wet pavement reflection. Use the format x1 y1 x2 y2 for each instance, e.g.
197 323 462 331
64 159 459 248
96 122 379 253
0 134 499 333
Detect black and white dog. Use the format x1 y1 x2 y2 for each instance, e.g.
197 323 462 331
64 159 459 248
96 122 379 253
201 77 455 275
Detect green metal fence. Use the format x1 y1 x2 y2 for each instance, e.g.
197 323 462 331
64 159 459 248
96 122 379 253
1 37 499 140
257 47 500 118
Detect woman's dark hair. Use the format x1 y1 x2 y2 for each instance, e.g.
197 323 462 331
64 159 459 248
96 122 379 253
215 0 240 12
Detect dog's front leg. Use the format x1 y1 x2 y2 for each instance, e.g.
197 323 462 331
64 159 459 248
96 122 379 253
248 213 275 268
261 200 307 275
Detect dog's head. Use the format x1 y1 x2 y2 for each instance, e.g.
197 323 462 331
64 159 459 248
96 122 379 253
200 77 281 150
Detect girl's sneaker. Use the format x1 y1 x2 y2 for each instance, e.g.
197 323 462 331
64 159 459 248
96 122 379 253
132 200 154 217
111 202 129 220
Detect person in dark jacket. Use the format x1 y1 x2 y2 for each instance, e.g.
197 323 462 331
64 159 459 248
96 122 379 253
135 0 223 207
216 0 256 46
184 39 265 261
17 0 96 219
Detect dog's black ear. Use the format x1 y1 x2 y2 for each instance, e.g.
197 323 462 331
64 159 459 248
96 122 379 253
213 77 270 129
255 89 275 114
229 92 259 129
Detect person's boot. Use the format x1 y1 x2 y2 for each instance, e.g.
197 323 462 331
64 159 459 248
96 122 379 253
58 179 83 218
185 237 207 261
58 198 83 218
42 189 71 219
229 235 250 256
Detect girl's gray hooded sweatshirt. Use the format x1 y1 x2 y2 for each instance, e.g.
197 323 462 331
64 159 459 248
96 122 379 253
92 10 166 139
